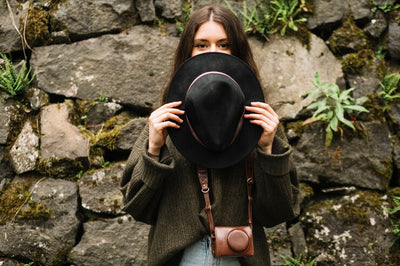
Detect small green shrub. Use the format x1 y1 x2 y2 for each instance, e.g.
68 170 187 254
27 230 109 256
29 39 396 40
226 0 307 38
175 0 193 35
371 0 400 14
96 91 108 103
379 73 400 111
0 53 35 97
100 156 110 168
303 73 369 147
283 253 317 266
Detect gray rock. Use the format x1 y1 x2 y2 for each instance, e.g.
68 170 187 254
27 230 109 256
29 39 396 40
26 87 50 111
308 0 371 30
347 74 380 99
136 0 156 22
40 102 90 160
347 0 373 21
328 20 369 55
9 120 39 174
155 0 183 19
0 258 25 266
192 0 229 10
392 143 400 186
288 222 307 258
342 50 384 99
374 0 397 6
0 177 80 265
87 101 123 126
79 163 125 215
265 223 292 265
364 11 388 39
293 121 392 191
0 97 13 144
116 117 147 151
0 0 23 53
70 215 150 266
53 0 136 39
50 30 71 44
30 25 178 111
0 145 13 181
250 34 343 120
388 21 400 61
300 190 394 264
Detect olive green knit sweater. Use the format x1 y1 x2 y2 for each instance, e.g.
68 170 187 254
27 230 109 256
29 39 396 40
120 124 299 265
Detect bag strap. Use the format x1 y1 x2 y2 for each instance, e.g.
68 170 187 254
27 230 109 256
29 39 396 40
197 155 254 240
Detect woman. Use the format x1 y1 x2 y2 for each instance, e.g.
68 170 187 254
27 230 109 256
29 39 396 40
120 5 299 266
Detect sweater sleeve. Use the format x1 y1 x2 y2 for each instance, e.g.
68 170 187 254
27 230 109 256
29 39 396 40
120 124 175 225
252 125 300 228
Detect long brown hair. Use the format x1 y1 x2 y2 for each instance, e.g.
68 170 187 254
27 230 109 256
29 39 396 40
161 5 261 104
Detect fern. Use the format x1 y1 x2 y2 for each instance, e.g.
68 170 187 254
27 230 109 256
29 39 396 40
379 73 400 111
303 73 369 146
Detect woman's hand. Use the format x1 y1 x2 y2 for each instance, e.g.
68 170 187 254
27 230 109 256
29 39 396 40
148 101 185 156
245 102 280 154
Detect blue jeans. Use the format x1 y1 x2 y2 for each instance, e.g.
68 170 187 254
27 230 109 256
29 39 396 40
180 236 241 266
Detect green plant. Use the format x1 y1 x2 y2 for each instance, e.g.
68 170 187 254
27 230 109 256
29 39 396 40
303 73 369 146
175 0 193 35
283 253 317 266
75 170 84 179
96 91 108 102
371 0 400 14
270 0 308 35
0 53 35 97
100 156 110 168
379 73 400 111
227 0 307 38
375 44 386 59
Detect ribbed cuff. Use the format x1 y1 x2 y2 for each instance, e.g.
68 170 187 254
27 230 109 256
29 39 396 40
139 143 174 190
256 136 291 176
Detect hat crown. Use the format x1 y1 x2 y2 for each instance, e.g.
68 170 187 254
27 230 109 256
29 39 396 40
185 72 245 152
166 52 264 168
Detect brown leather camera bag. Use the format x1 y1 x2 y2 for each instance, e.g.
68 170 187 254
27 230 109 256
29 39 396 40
197 156 254 257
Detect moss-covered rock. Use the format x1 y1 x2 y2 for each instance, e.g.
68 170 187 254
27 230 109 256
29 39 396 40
301 189 397 265
328 16 370 55
0 177 52 225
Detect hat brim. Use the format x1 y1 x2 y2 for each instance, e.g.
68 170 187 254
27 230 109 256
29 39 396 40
166 52 264 169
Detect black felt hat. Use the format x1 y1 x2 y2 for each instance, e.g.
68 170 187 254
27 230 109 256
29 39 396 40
166 52 264 169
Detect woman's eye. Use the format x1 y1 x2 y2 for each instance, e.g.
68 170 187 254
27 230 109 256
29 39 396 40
195 44 207 49
220 43 230 49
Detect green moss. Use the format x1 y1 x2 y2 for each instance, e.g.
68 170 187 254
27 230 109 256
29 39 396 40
4 100 28 163
303 190 386 230
339 191 386 226
362 93 387 122
341 49 376 75
286 23 312 50
91 115 131 151
50 246 72 266
342 48 387 80
19 0 67 46
37 157 87 178
286 120 309 137
300 182 314 207
328 16 369 55
389 187 400 199
21 6 50 45
372 157 393 189
0 178 52 225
